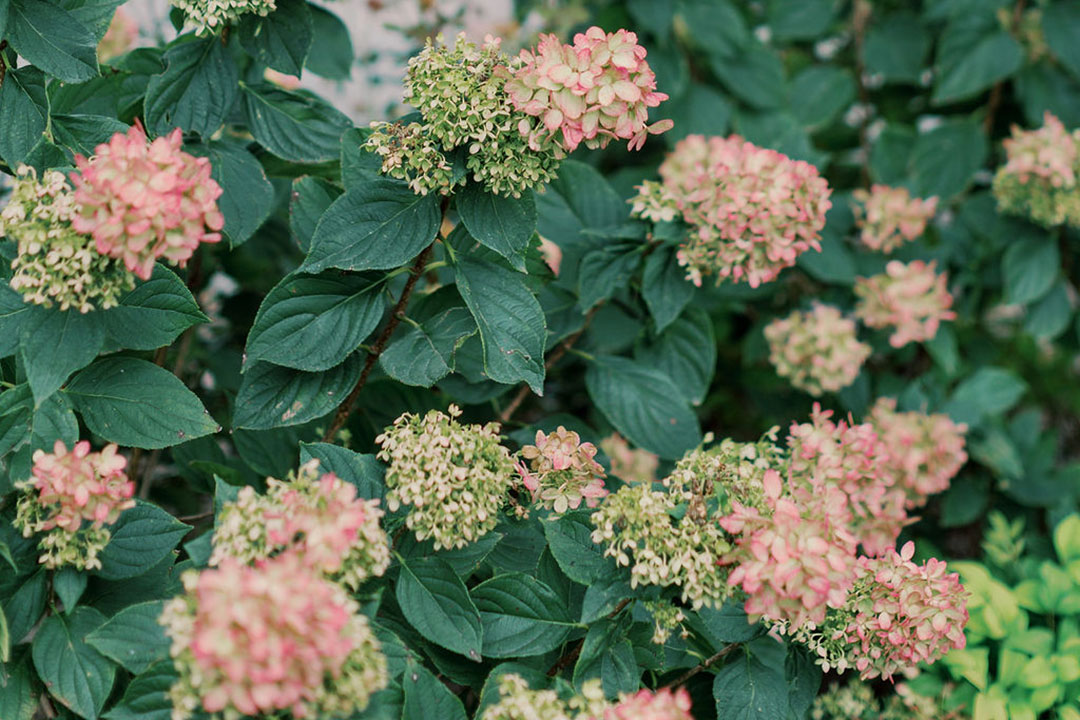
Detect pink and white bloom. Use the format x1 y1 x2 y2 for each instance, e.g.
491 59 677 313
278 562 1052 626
853 185 938 253
26 440 134 533
765 304 871 396
855 260 956 347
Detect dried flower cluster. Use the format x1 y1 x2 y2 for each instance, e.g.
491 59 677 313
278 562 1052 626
992 112 1080 227
852 185 938 253
210 460 391 590
170 0 278 35
71 124 223 280
855 260 956 347
13 440 134 570
599 433 659 485
516 426 607 513
505 27 672 153
376 405 514 549
481 674 693 720
631 134 831 288
2 166 134 312
160 553 388 720
765 304 872 396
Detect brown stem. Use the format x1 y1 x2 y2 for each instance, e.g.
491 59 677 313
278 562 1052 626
321 244 436 442
497 306 600 424
666 644 739 687
546 597 633 677
984 0 1027 136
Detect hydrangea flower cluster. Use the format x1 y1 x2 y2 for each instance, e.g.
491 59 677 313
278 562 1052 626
159 553 388 720
809 542 968 680
631 134 832 288
764 304 872 396
71 124 224 280
867 397 968 508
210 460 391 591
852 185 938 253
98 8 138 63
170 0 277 35
481 674 693 720
3 166 134 313
376 405 514 550
13 440 134 570
516 426 608 513
855 260 956 348
366 121 459 196
599 433 658 485
992 112 1080 228
810 680 952 720
504 27 672 153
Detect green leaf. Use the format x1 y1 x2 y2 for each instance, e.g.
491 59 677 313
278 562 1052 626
101 265 207 351
86 601 169 674
187 140 274 246
1003 234 1059 305
573 620 638 695
456 184 537 271
541 512 612 584
577 244 642 310
0 286 32 359
0 602 9 662
788 65 855 129
642 245 694 333
65 357 220 449
663 83 732 144
0 655 39 720
454 255 546 394
1024 281 1073 339
96 502 191 580
298 442 385 501
305 5 353 80
0 67 48 167
733 110 825 166
398 531 502 578
709 43 786 110
2 571 47 646
870 124 916 184
238 0 312 76
57 0 125 40
402 662 467 720
246 271 384 372
20 308 105 406
713 654 789 720
634 307 715 406
933 30 1022 104
471 573 575 658
396 557 483 661
54 568 88 614
32 607 115 720
945 367 1027 426
7 0 97 82
580 575 632 623
304 178 440 272
101 662 177 720
1042 2 1080 81
232 355 362 429
380 297 477 387
911 118 988 199
796 232 855 285
585 355 701 460
144 36 238 137
688 601 762 646
289 175 342 253
786 646 823 719
676 0 747 58
767 0 835 40
241 82 352 163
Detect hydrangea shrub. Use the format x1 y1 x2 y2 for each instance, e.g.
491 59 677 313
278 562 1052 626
1 1 1078 719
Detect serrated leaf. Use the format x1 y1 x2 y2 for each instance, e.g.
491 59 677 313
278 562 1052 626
0 66 48 167
241 82 352 163
144 36 238 137
101 661 176 720
65 357 219 449
289 175 342 253
303 178 440 272
86 601 169 674
577 244 642 310
402 662 467 720
96 502 191 580
101 265 207 351
642 246 694 333
20 307 105 406
32 607 115 719
7 0 98 82
0 654 37 720
380 304 477 387
237 0 312 76
471 574 575 658
2 570 47 646
54 568 87 615
542 512 614 585
187 140 274 246
456 183 537 271
396 557 483 661
712 654 789 720
232 355 362 429
246 271 385 372
298 442 385 501
634 306 715 406
49 114 129 159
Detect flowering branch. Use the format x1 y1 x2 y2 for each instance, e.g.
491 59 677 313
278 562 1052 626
666 644 739 688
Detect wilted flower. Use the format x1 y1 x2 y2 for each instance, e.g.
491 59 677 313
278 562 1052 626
631 135 831 288
992 111 1080 227
855 260 955 347
376 405 514 550
13 440 134 570
517 426 608 513
599 433 658 485
170 0 277 35
3 165 134 312
505 26 671 153
867 398 968 509
98 8 138 62
71 124 224 280
160 554 388 720
210 460 391 591
765 304 871 396
852 185 938 253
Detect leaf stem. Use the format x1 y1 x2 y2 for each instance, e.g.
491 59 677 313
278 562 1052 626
665 644 739 688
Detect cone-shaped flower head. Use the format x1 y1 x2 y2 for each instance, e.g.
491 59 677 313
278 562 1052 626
852 185 938 253
631 134 831 288
993 111 1080 227
855 260 955 348
376 405 514 550
765 304 871 396
160 553 388 720
170 0 277 35
517 426 608 513
70 124 223 280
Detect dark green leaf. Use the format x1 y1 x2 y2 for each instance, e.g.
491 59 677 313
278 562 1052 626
933 31 1022 104
241 83 352 163
1043 2 1080 81
101 662 176 720
65 357 220 449
580 576 633 623
304 178 440 272
0 285 32 358
2 571 47 646
96 502 191 580
396 557 483 661
380 304 476 387
232 355 362 429
573 620 638 695
238 0 312 76
634 307 715 406
144 36 238 137
786 646 822 719
1024 281 1073 339
642 245 694 333
54 568 87 615
713 654 789 720
32 607 115 720
577 244 642 310
299 442 385 501
86 601 169 674
863 12 931 83
1003 234 1058 305
289 175 342 253
187 140 274 245
945 367 1027 426
688 601 762 646
663 83 732 144
457 183 537 271
398 531 502 578
58 0 125 40
471 573 575 658
305 5 353 80
0 67 48 167
0 654 37 720
49 114 129 159
767 0 835 40
789 66 855 129
541 512 613 584
709 43 786 110
796 233 855 285
911 118 988 199
676 0 747 58
20 308 105 406
402 662 467 720
101 265 207 351
7 0 97 82
870 124 916 185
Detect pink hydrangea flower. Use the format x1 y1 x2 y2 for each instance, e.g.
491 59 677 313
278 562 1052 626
601 687 694 720
868 397 968 509
992 112 1080 227
71 124 224 280
719 468 858 631
764 304 871 396
853 185 938 253
632 135 831 288
855 260 956 348
27 440 134 533
505 26 672 153
518 426 608 513
834 542 968 680
787 404 908 557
